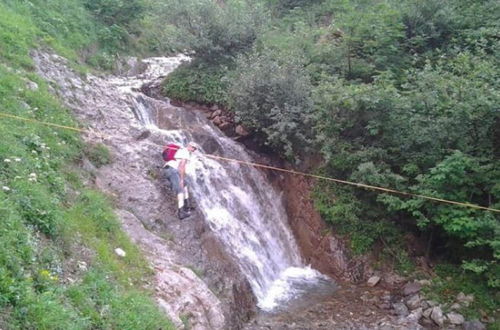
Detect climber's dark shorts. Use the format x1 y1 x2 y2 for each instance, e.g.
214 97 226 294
164 166 182 194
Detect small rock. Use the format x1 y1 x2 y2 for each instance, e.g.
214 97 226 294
456 292 474 304
450 303 461 310
403 282 422 296
367 276 381 287
114 248 126 257
210 105 219 111
235 124 250 137
406 294 422 310
427 300 438 307
383 273 406 286
463 320 486 330
407 307 423 323
377 302 391 310
135 129 151 140
26 80 39 90
447 312 465 325
392 303 409 317
213 116 222 126
77 260 87 271
430 306 444 327
422 307 433 319
211 109 222 119
418 279 431 286
456 292 466 301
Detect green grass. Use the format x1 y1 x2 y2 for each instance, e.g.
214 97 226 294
0 1 174 328
83 143 112 168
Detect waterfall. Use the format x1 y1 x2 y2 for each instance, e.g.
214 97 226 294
110 56 335 311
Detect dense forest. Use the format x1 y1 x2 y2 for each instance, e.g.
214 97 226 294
159 0 499 319
0 0 498 327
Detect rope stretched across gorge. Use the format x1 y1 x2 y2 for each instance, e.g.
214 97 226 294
1 111 499 214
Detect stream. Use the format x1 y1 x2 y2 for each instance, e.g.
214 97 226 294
108 56 337 312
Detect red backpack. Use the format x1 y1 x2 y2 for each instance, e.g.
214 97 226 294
162 143 180 162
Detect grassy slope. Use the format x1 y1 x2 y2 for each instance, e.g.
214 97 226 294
0 1 173 329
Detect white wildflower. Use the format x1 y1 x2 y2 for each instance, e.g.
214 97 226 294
14 158 21 162
2 186 10 192
32 150 37 154
3 159 11 163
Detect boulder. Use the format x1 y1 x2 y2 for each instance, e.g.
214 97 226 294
427 300 438 307
211 109 222 119
463 320 486 330
422 307 433 319
213 116 222 126
367 276 381 287
430 306 444 327
403 282 422 296
26 80 39 91
406 294 422 310
457 292 474 306
114 248 126 257
447 312 465 325
383 273 406 286
392 303 409 317
407 307 423 323
235 124 250 137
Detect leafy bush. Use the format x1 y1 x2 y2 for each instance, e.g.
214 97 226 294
83 0 146 27
162 60 229 105
160 0 268 62
228 50 314 158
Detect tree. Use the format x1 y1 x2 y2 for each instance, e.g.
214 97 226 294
160 0 268 62
228 50 314 158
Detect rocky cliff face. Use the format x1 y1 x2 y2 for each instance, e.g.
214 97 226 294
31 51 255 330
275 174 370 283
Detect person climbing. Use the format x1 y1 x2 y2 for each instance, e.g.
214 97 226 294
163 142 198 220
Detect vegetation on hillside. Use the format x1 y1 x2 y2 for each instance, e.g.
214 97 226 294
159 0 499 319
0 0 173 328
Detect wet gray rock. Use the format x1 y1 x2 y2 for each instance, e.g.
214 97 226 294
422 307 432 319
403 282 422 296
135 129 151 140
463 320 486 330
383 273 406 286
456 292 474 307
392 303 409 317
406 294 421 310
406 307 423 323
430 306 444 327
26 79 39 90
367 276 381 287
447 312 465 325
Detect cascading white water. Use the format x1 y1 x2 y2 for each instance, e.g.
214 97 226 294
109 56 334 311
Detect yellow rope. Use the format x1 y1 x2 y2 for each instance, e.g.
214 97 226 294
0 112 109 139
2 111 499 213
203 156 500 214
